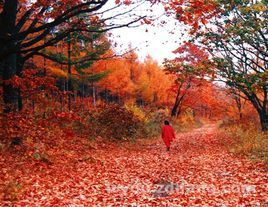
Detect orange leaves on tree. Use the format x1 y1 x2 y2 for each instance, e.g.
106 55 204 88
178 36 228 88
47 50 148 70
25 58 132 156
90 16 100 26
123 0 132 5
90 51 173 106
172 42 212 77
164 41 215 117
5 69 59 104
114 0 132 5
135 56 173 105
167 0 218 32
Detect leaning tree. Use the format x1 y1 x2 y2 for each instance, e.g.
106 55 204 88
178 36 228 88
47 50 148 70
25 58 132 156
169 0 268 131
206 1 268 131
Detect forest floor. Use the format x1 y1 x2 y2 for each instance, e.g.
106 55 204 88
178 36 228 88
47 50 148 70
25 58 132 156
1 125 267 206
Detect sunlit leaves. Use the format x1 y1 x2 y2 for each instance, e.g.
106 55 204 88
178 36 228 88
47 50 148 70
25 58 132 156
165 0 218 32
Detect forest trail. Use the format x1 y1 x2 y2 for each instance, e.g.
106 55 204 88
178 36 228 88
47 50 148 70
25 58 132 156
1 125 267 206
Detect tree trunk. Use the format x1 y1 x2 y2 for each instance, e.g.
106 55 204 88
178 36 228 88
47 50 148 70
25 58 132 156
259 111 268 132
0 0 18 113
170 82 190 117
67 34 72 111
92 83 96 107
2 54 18 112
171 94 185 117
16 57 24 111
171 89 181 117
171 102 179 117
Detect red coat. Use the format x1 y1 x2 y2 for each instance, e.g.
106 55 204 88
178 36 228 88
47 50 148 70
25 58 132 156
161 125 175 147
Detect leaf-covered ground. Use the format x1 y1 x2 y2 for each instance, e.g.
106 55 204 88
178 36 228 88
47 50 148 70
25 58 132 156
1 125 267 206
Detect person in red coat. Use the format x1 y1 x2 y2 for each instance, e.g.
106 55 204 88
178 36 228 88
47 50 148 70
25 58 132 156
161 120 175 151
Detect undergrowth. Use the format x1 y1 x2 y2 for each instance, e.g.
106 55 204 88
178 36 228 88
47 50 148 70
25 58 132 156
219 121 268 169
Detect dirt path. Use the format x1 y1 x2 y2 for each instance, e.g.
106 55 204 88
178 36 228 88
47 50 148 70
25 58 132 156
2 125 268 206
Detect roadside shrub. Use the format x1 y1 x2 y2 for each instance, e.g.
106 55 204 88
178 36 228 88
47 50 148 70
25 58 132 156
3 180 22 201
1 111 56 147
125 104 148 123
96 105 144 140
144 108 169 137
220 123 268 163
68 110 99 139
173 109 203 132
218 118 242 129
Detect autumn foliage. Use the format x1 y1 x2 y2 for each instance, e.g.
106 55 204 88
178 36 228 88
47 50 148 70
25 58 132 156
1 0 267 205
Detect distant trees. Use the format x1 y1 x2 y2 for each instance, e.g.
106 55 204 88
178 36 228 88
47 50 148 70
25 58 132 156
0 0 146 112
92 54 173 106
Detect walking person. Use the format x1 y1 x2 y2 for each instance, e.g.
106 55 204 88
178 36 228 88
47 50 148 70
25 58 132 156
161 120 176 151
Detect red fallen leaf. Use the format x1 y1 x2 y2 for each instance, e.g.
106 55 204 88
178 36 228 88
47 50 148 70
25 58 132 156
194 199 202 204
50 197 61 204
97 196 103 202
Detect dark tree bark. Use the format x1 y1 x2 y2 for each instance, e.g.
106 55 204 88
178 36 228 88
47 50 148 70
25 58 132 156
235 85 268 131
0 0 18 112
171 82 190 117
67 34 72 111
259 111 268 131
